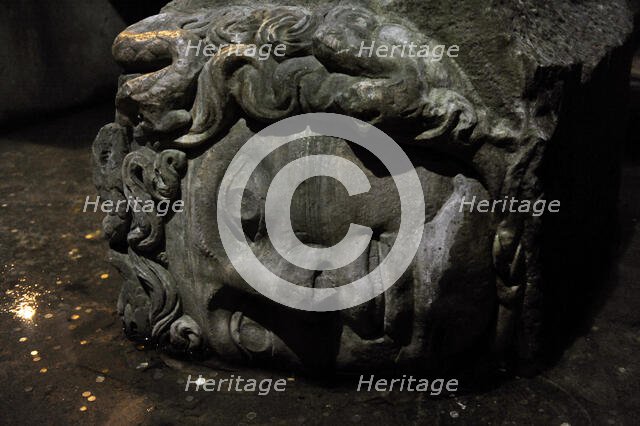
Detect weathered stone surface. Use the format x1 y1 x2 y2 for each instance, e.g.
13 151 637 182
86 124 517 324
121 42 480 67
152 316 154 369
93 0 636 372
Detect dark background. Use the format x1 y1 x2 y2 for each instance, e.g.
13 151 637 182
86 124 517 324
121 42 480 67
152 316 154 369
0 0 167 130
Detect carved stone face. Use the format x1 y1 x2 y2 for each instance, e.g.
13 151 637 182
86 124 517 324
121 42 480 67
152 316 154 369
179 125 495 369
95 2 516 371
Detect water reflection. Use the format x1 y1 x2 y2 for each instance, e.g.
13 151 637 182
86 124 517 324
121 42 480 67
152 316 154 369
2 279 50 324
15 303 36 321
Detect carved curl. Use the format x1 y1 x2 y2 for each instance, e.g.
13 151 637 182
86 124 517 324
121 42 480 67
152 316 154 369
115 249 187 345
112 5 478 150
100 143 190 351
170 315 204 352
121 146 186 253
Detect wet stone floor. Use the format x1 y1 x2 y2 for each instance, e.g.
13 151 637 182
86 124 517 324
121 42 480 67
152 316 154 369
0 104 639 425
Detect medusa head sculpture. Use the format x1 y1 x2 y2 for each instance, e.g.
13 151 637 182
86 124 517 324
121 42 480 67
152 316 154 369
93 2 538 371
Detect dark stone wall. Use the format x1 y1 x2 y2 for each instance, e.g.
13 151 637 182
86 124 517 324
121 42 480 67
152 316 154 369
0 0 168 129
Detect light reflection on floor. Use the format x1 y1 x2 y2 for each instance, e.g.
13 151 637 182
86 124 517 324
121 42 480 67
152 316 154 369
2 276 50 324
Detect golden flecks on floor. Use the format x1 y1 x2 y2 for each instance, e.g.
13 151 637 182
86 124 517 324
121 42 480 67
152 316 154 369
84 308 93 314
79 406 87 412
84 230 102 240
99 273 109 280
30 350 38 356
68 248 81 260
70 314 80 320
80 340 88 345
82 391 91 397
5 282 48 322
88 396 97 402
32 356 41 362
74 306 82 311
39 368 47 373
44 313 53 319
101 368 109 374
19 337 27 342
96 375 105 383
